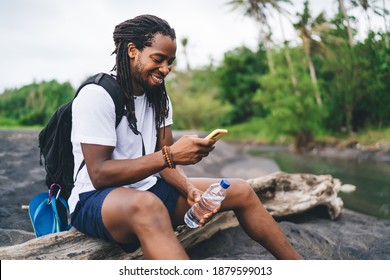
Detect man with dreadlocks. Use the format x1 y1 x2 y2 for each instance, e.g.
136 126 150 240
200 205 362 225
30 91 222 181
69 14 302 260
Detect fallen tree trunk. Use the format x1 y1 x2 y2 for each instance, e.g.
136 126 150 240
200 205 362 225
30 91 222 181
0 172 348 260
248 172 345 220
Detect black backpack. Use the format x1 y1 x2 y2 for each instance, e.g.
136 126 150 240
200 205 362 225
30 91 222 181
38 73 125 200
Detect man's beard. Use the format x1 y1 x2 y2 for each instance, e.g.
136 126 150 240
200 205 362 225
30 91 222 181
134 59 164 95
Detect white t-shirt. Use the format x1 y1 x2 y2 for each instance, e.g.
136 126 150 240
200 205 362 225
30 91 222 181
68 82 173 213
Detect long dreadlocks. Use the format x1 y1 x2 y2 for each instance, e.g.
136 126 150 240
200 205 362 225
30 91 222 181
111 14 176 132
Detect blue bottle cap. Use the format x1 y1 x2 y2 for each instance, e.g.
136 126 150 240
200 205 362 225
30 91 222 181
220 179 231 189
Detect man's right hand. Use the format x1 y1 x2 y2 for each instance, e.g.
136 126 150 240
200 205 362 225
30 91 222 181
170 135 215 165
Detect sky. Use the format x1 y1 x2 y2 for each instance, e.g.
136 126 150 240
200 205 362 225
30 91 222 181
0 0 386 93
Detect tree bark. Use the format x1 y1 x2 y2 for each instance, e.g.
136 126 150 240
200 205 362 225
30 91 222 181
278 12 300 96
339 0 354 47
304 43 322 106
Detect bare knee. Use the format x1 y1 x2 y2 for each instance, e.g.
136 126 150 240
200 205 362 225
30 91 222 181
127 191 170 230
231 178 255 199
224 178 258 209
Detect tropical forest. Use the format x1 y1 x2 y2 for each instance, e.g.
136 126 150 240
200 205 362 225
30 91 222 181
0 0 389 151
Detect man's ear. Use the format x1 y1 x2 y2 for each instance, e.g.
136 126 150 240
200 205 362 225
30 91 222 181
127 43 138 59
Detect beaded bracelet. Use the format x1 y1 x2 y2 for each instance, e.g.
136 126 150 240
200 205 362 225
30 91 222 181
166 146 176 168
162 148 169 168
164 146 175 168
166 146 175 168
162 146 175 169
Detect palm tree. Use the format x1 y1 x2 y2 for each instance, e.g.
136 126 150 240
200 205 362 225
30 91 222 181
275 4 300 95
180 37 191 72
382 0 389 31
383 0 389 47
338 0 354 47
293 0 329 107
227 0 292 75
350 0 387 31
340 0 389 45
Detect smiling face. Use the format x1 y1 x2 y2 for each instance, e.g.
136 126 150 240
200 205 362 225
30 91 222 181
128 33 177 96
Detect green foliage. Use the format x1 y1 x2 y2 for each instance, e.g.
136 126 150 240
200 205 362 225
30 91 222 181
215 45 268 124
0 80 74 126
225 117 293 144
356 127 390 146
352 32 390 128
320 29 390 133
0 116 19 127
166 68 231 130
255 63 326 148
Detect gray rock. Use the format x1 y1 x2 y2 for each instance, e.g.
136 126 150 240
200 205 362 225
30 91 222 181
188 209 390 260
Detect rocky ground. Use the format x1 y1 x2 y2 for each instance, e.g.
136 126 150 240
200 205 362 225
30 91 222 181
0 129 389 259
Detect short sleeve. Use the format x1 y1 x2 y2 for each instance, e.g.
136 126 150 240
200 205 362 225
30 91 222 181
71 84 117 146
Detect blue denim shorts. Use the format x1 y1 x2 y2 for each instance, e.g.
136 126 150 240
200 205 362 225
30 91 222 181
71 177 180 253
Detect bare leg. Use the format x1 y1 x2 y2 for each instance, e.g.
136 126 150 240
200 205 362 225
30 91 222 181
102 187 189 260
173 178 303 260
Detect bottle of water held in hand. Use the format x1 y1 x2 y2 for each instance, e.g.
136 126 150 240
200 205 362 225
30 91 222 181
184 179 231 228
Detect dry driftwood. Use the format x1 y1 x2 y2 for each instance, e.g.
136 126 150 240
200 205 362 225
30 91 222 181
248 171 345 220
0 172 347 260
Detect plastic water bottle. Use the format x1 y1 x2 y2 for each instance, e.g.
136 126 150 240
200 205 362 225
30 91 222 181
184 179 231 228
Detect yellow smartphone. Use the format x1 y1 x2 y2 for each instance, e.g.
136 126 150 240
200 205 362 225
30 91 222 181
205 129 228 141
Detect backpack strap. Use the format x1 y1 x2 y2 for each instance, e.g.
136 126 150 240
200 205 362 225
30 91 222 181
93 73 126 127
74 73 125 127
73 73 126 181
